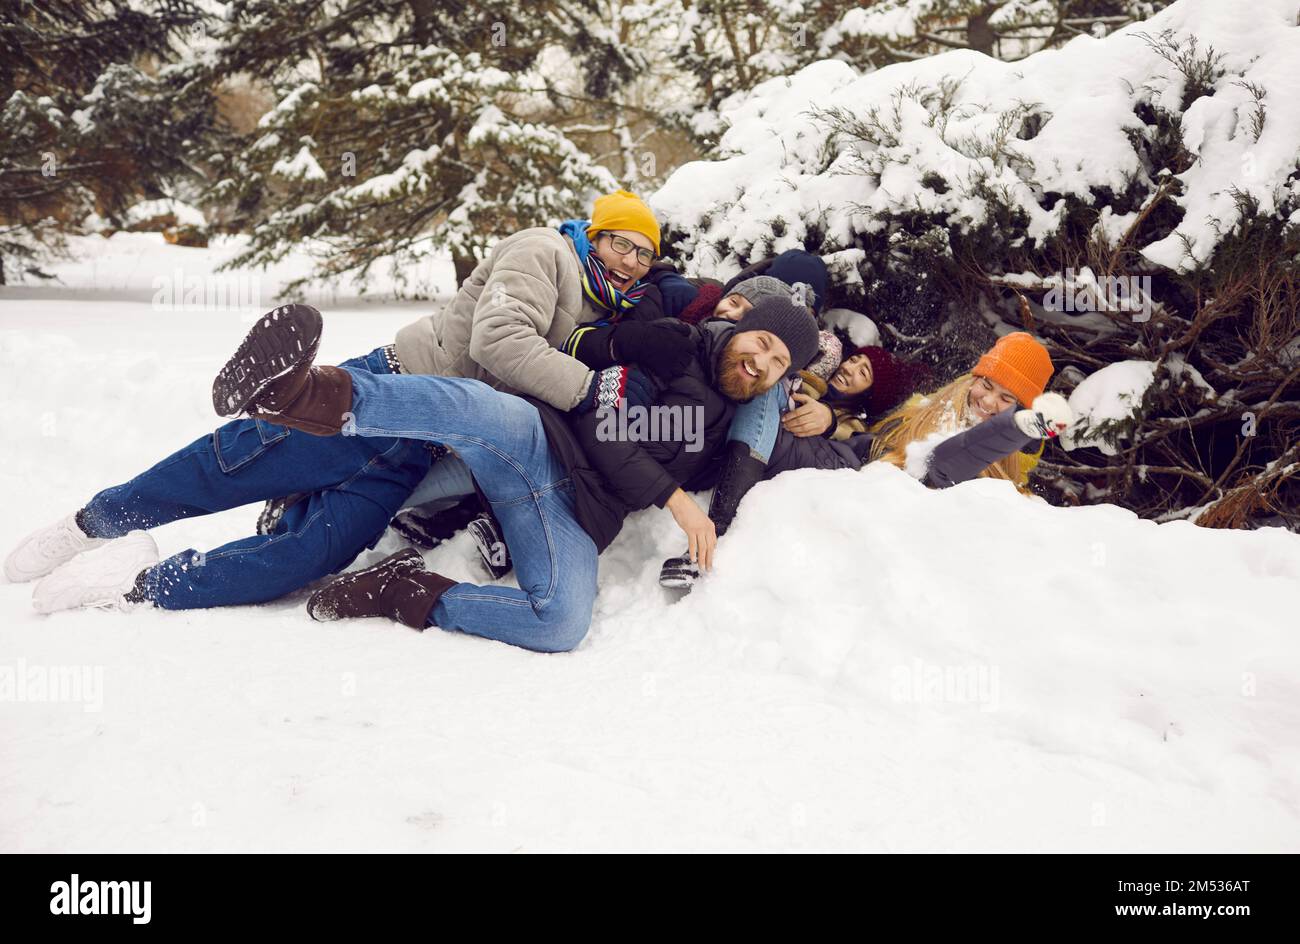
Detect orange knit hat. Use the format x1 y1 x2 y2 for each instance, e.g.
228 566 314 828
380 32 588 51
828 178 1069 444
973 332 1053 406
586 189 660 255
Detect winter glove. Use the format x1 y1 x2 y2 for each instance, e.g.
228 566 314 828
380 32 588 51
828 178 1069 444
563 323 618 371
609 320 695 380
572 365 658 415
1013 392 1074 439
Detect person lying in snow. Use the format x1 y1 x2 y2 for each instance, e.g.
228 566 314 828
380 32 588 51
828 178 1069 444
392 271 813 575
21 297 825 651
659 336 929 587
630 247 830 325
661 331 1076 589
659 248 832 325
391 256 825 574
4 190 696 608
869 331 1073 486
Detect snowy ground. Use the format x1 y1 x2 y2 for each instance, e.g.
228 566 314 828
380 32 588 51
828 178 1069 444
2 234 1299 852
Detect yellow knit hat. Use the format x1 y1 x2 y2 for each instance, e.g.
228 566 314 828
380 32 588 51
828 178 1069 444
586 190 660 255
973 332 1053 406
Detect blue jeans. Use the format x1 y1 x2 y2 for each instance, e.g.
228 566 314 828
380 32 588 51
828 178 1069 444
344 369 599 653
726 381 788 462
402 452 476 512
79 348 433 609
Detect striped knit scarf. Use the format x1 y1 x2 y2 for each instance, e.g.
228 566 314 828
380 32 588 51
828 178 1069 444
559 220 648 316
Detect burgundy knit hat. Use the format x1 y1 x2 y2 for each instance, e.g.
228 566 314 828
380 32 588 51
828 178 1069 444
854 346 930 416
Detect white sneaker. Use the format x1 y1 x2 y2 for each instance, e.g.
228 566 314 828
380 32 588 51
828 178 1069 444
4 513 109 583
32 531 159 615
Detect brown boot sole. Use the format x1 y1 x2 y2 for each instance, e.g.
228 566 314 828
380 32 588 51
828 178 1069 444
213 304 323 416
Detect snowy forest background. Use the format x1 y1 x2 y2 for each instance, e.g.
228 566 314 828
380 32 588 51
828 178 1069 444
2 0 1298 528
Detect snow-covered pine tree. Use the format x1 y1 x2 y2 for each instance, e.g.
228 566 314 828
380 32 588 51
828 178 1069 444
820 0 1172 65
653 0 1300 528
669 1 849 126
0 0 215 282
197 0 648 294
551 1 704 193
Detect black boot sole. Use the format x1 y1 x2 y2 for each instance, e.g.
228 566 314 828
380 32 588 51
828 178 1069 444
658 555 700 590
468 514 513 579
212 304 323 417
256 492 307 536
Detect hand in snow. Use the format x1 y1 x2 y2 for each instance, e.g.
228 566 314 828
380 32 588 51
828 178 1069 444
666 488 716 573
1013 393 1073 439
781 392 834 438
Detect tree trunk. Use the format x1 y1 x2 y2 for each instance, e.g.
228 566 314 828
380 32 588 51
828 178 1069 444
452 251 477 289
967 8 996 57
408 0 436 44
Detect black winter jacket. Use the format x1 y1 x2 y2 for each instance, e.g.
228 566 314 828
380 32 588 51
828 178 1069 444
526 319 740 552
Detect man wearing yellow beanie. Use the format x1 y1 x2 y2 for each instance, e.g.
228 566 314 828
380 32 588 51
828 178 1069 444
395 186 677 415
586 189 660 256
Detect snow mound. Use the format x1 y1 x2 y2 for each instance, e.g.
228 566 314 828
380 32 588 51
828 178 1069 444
122 198 207 229
1064 360 1158 455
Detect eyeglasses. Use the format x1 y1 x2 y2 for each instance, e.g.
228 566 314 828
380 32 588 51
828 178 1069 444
598 232 656 267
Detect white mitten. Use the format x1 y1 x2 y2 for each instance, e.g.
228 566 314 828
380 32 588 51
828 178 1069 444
1013 392 1073 439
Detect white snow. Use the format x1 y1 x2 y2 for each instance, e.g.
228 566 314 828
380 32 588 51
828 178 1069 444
122 198 207 229
272 145 327 183
3 236 1298 851
5 231 459 304
1064 360 1158 455
821 307 881 347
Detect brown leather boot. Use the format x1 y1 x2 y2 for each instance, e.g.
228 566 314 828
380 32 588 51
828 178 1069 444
307 549 456 629
212 303 353 436
253 364 353 436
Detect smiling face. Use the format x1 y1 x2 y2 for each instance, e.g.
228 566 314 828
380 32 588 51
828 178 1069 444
712 292 753 321
717 330 791 401
829 353 874 397
967 374 1019 422
592 229 654 291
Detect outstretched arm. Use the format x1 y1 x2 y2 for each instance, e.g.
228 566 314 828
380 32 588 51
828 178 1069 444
925 394 1071 488
925 411 1034 488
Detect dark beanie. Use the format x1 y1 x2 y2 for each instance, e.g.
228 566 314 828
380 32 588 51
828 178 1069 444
735 296 820 374
856 345 931 416
767 250 829 315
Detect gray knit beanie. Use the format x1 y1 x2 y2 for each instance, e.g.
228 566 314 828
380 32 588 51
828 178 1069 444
729 275 791 305
733 296 820 374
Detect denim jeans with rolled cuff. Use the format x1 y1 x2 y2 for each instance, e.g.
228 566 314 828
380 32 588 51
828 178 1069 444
78 347 433 609
343 368 599 653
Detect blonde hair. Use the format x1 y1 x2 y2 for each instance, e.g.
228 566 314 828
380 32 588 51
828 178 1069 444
868 372 1033 488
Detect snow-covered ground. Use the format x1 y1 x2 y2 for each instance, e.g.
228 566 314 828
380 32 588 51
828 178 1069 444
2 234 1299 852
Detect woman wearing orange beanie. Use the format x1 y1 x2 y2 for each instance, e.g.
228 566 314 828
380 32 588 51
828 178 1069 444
869 331 1074 490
